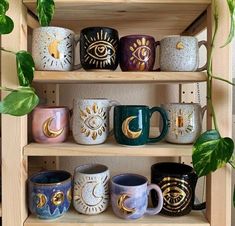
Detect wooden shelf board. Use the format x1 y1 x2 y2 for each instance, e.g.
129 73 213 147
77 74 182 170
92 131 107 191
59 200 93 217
33 71 207 84
24 139 193 157
24 208 209 226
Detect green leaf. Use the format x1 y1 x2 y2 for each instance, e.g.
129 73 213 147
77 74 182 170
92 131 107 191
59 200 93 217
234 186 235 208
0 14 13 34
37 0 55 26
222 0 235 47
0 0 9 14
16 51 35 86
192 130 234 177
229 153 235 168
0 87 39 116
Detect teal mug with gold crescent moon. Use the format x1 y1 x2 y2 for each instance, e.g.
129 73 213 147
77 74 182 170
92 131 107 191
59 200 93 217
114 105 168 146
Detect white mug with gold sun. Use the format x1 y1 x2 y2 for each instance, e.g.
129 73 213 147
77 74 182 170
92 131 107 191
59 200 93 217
72 98 119 145
32 26 80 71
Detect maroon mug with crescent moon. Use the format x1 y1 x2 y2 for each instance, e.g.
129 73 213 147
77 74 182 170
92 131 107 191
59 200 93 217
32 106 69 143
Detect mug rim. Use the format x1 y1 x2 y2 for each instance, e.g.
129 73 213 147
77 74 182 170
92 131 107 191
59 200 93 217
160 35 197 40
161 103 201 106
33 26 74 34
74 98 109 101
74 163 109 175
29 170 72 186
81 26 118 33
34 105 69 110
120 34 155 40
111 173 148 187
114 105 149 108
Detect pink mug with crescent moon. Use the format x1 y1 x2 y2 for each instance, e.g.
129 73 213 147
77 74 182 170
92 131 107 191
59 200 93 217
32 106 69 143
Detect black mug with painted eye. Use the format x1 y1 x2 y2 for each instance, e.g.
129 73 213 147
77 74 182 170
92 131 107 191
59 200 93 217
80 27 119 71
120 35 157 71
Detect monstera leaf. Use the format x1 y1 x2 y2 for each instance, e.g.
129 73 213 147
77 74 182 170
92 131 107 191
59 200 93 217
37 0 55 26
192 130 234 177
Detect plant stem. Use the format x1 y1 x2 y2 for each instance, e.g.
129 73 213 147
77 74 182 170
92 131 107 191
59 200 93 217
211 75 235 86
0 47 16 55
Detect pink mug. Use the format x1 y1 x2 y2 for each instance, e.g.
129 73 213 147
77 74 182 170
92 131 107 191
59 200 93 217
32 106 69 143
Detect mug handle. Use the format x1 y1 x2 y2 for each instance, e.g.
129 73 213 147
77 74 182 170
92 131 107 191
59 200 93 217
73 34 82 70
201 105 207 118
153 41 161 71
145 184 163 215
147 107 168 143
193 202 206 210
108 100 120 136
197 40 207 72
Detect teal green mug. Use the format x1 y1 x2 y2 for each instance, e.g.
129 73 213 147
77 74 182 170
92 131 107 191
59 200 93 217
114 105 168 146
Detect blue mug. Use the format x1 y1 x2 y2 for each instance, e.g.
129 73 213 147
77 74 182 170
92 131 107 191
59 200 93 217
111 173 163 219
28 170 72 219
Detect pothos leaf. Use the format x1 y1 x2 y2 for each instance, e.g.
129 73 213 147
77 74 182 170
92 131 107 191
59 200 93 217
0 14 13 34
192 130 234 177
37 0 55 26
16 51 35 86
0 0 9 14
0 87 39 116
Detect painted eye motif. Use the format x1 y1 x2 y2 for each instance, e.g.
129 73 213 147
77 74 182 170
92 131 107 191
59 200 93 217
87 41 115 60
163 188 187 206
51 191 64 206
84 115 104 130
132 46 151 62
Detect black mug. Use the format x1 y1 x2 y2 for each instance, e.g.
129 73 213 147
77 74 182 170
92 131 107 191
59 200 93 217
151 162 206 216
80 27 119 71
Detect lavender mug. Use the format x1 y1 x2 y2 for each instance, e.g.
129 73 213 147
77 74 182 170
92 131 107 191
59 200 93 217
32 106 69 143
111 173 163 219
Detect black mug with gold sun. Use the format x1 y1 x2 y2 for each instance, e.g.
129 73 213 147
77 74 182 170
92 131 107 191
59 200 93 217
80 27 119 71
151 162 206 216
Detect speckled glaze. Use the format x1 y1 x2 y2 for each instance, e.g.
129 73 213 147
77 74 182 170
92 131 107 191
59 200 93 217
111 174 163 220
28 170 72 219
32 106 69 143
161 103 206 144
120 35 156 71
73 164 110 215
157 36 207 72
72 98 119 145
32 26 77 71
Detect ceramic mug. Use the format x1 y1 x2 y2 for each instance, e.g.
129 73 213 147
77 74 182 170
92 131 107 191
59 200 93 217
157 36 207 71
111 173 163 219
73 164 110 215
114 105 168 146
161 103 206 144
120 35 157 71
80 27 119 71
28 170 72 219
72 98 119 145
151 162 206 216
32 26 80 71
32 106 70 143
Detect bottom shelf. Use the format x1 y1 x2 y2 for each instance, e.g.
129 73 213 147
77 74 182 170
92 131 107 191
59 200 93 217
24 208 209 226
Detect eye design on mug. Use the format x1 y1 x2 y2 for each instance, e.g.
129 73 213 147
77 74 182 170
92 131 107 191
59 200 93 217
80 103 107 140
83 30 118 69
130 38 151 71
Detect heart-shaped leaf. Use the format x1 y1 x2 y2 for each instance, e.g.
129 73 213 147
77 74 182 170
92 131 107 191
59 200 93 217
37 0 55 26
192 130 234 177
16 51 35 86
0 87 39 116
0 0 9 14
0 14 13 34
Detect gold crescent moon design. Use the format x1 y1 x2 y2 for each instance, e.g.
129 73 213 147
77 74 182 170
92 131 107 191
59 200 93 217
122 116 142 139
117 194 136 215
42 117 64 138
36 193 47 208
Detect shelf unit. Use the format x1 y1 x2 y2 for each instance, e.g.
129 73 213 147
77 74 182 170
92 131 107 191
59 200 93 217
1 1 232 226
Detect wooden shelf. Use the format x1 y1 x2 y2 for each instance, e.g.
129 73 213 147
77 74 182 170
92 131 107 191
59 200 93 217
24 208 209 226
33 71 207 84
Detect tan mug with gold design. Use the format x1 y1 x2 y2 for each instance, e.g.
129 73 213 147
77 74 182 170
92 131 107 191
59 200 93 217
72 98 119 145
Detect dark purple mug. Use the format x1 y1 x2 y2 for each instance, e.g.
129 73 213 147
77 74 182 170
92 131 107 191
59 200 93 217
120 35 157 71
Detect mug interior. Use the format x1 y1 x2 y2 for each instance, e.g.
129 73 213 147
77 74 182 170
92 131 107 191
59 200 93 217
75 164 108 174
121 34 155 40
30 170 71 184
112 174 147 186
35 105 68 110
115 105 148 109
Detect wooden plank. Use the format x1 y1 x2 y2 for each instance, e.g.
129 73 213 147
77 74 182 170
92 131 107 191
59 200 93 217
206 2 232 226
24 208 209 226
1 1 28 226
33 71 207 84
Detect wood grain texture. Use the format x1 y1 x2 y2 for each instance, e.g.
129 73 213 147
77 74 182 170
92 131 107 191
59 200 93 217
24 208 209 226
33 71 207 84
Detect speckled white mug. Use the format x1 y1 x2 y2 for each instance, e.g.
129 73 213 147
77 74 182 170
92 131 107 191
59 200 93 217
72 98 119 145
157 36 207 72
161 103 206 144
73 164 110 215
32 26 80 71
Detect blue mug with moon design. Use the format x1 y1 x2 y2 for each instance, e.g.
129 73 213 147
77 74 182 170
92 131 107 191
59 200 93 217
28 170 72 219
114 105 168 146
111 173 163 219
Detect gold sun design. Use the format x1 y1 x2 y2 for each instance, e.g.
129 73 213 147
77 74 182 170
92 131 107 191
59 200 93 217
130 37 151 71
80 103 107 140
83 30 118 69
